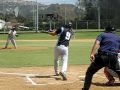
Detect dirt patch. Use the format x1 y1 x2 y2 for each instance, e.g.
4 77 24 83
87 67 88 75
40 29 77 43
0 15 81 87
0 65 119 90
0 46 48 51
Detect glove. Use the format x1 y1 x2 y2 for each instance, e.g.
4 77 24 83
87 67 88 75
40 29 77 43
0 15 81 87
15 34 19 37
41 30 49 34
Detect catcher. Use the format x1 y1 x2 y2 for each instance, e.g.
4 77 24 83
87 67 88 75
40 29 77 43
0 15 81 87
104 53 120 86
4 26 18 49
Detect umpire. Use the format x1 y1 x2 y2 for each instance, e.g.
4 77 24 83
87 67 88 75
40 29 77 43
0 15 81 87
82 25 120 90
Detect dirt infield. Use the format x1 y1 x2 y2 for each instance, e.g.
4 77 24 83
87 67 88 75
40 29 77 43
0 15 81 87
0 65 119 90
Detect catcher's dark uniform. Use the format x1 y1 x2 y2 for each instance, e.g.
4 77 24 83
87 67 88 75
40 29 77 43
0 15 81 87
82 27 120 90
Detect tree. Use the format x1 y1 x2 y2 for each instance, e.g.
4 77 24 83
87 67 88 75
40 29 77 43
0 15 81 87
76 0 120 28
75 0 86 20
76 0 98 20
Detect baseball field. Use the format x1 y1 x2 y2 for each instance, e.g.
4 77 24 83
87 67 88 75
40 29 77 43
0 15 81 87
0 31 120 90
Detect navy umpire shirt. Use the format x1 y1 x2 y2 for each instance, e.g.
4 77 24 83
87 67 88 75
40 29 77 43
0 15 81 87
97 32 120 54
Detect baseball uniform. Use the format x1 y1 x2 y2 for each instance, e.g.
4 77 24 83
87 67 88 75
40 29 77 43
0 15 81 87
4 27 17 49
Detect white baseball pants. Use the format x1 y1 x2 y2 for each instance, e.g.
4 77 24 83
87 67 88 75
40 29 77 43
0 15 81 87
54 45 68 75
5 37 17 49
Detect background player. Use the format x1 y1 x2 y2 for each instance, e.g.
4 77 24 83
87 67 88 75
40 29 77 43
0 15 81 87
4 26 18 49
47 22 73 80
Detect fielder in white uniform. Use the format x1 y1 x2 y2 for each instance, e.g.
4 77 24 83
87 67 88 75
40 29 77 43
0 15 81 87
4 27 18 49
48 23 73 80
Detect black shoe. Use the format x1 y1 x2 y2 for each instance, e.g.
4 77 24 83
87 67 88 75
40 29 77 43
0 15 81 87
59 72 67 81
54 74 59 76
82 88 88 90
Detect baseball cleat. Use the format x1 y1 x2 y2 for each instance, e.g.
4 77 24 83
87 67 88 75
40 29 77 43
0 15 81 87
54 73 59 76
59 72 67 81
105 81 115 86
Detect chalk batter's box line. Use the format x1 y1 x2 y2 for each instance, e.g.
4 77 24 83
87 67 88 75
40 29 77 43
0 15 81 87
0 71 38 85
1 71 116 86
0 71 80 86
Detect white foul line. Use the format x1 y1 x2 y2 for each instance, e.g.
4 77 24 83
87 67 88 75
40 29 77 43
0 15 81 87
0 71 39 77
0 71 38 85
2 72 114 86
0 71 81 86
78 75 85 78
26 76 37 85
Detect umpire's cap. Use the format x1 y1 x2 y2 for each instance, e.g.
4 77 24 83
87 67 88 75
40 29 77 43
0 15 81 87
105 25 116 32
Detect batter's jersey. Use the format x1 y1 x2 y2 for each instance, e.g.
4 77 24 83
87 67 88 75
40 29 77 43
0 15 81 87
55 27 73 47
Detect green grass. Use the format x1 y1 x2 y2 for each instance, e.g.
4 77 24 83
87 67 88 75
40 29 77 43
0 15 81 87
0 31 101 40
74 31 101 39
1 31 120 40
0 40 93 68
0 32 105 67
69 41 92 65
0 33 57 40
0 31 119 68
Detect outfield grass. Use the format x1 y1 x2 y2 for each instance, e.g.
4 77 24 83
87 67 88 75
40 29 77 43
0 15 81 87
0 31 119 68
1 31 120 40
0 40 93 68
0 31 101 40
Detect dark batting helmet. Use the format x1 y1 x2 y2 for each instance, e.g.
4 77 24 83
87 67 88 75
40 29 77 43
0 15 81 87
65 22 72 29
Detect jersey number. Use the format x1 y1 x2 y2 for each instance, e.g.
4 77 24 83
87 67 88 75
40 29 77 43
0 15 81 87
65 32 71 40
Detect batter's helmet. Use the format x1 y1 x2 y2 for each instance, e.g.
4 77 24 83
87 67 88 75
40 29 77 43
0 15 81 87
65 22 72 29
